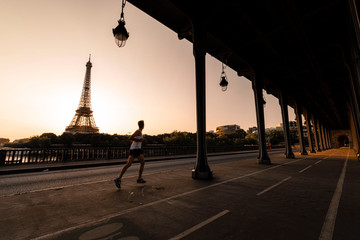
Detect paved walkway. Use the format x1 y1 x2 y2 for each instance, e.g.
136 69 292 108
0 148 359 240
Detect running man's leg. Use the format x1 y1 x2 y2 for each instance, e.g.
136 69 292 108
119 155 135 179
138 154 145 179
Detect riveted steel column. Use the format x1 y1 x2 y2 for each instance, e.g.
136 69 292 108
312 116 321 152
318 121 325 151
191 20 212 179
320 124 326 150
326 128 331 149
327 129 332 148
252 75 270 164
294 104 308 155
279 92 295 158
323 127 328 149
349 16 360 158
304 110 316 153
322 124 328 150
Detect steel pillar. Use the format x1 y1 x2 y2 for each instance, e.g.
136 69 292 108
318 121 325 151
294 104 308 155
328 129 332 148
304 110 316 153
279 92 295 158
323 126 329 149
324 128 329 149
312 117 322 152
326 128 332 149
252 75 270 164
322 125 327 150
191 20 212 179
351 35 360 158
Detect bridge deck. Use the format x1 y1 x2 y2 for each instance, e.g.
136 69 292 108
0 148 358 240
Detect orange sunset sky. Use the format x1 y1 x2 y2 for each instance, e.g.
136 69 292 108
0 0 295 141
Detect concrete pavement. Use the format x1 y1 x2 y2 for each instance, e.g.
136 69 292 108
0 148 359 240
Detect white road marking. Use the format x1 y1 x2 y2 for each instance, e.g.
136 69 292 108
299 165 312 173
34 158 304 240
256 176 292 196
319 150 350 240
315 160 322 165
168 210 230 240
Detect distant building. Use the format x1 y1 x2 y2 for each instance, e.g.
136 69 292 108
275 121 297 129
216 124 240 135
266 127 277 132
247 126 258 134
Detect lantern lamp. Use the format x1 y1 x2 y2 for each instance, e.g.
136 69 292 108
113 0 129 47
219 62 229 91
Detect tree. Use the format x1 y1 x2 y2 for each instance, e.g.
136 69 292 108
290 128 299 145
244 132 258 145
228 129 247 140
60 133 74 147
28 136 40 148
38 136 51 148
266 129 284 145
163 131 196 145
40 133 58 144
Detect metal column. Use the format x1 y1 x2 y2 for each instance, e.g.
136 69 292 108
304 110 316 153
312 117 322 152
191 20 212 179
294 104 308 155
279 92 295 158
252 74 270 164
318 121 325 151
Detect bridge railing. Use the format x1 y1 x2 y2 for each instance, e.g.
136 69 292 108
0 145 270 166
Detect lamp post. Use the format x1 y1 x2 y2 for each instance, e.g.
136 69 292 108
113 0 129 47
219 62 228 91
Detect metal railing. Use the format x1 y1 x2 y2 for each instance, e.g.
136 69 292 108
0 145 264 166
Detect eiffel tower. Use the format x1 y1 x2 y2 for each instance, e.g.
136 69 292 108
65 55 99 134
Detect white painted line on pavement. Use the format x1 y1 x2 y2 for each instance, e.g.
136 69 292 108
299 165 312 173
256 176 292 196
315 160 322 165
319 150 350 240
169 210 230 240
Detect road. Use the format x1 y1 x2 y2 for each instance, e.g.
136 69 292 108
2 148 360 240
0 151 278 197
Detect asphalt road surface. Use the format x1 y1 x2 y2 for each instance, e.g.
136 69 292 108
0 151 280 197
2 148 359 240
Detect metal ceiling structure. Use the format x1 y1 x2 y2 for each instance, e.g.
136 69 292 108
126 0 360 175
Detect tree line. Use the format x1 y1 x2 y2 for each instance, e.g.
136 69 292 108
3 128 299 148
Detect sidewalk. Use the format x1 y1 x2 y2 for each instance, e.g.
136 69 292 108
1 148 358 240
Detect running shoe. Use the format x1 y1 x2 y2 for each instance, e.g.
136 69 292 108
136 178 146 183
114 178 121 188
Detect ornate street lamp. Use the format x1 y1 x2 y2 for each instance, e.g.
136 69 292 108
113 0 129 47
219 62 229 91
